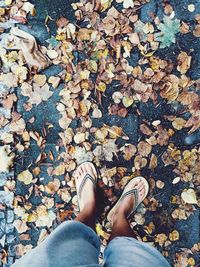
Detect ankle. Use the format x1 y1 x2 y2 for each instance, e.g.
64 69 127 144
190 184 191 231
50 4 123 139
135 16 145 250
112 210 127 225
81 203 96 215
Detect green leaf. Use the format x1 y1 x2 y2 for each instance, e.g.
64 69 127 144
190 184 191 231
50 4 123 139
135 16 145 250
155 16 180 48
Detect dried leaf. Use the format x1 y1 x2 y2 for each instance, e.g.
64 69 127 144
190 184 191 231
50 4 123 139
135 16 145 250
181 189 197 204
17 170 33 185
169 230 179 241
45 179 61 194
0 146 14 173
172 117 186 130
138 141 152 157
177 52 191 74
13 220 28 233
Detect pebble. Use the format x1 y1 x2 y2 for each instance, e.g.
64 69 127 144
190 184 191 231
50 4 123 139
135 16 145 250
0 173 8 186
6 235 15 244
6 209 14 224
0 235 5 247
0 219 6 238
0 211 5 219
6 223 14 234
0 191 14 208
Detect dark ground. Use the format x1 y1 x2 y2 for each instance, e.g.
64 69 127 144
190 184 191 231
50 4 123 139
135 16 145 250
0 0 199 266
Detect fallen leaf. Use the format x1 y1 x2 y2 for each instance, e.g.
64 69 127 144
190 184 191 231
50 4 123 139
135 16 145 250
172 177 181 184
47 50 59 59
45 179 61 194
172 117 186 130
181 189 197 204
53 165 66 176
138 141 152 157
0 146 14 173
17 170 33 185
122 144 137 160
156 180 165 189
169 230 179 241
177 52 191 74
13 220 29 233
122 96 134 107
33 74 47 87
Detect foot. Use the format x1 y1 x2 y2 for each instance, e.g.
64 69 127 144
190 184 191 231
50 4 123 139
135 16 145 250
73 162 97 211
112 178 147 225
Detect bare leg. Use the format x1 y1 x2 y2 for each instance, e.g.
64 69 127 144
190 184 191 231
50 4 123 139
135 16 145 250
109 179 146 242
75 200 96 231
74 163 97 231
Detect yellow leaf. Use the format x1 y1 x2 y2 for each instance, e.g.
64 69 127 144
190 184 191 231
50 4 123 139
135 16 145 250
89 60 98 72
177 52 191 74
80 70 90 80
79 101 88 116
56 32 66 41
5 0 12 5
18 170 33 185
122 96 134 107
169 230 179 241
181 189 197 204
74 132 86 144
101 0 112 11
53 165 65 176
27 213 38 222
33 74 47 87
172 118 186 130
155 233 167 246
96 223 109 239
187 257 195 266
96 82 106 92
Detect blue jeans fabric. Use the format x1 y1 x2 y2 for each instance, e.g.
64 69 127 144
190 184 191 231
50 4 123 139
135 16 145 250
12 221 171 267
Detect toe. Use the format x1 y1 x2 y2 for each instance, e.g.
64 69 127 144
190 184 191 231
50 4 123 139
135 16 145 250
139 188 145 199
135 182 144 191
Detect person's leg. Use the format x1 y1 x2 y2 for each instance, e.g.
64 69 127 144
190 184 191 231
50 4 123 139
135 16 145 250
13 163 101 267
103 179 170 267
13 221 101 267
108 179 145 241
75 163 97 231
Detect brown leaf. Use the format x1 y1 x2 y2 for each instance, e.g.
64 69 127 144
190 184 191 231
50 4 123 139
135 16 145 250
149 153 157 169
172 117 186 130
134 155 147 170
140 124 153 136
193 24 200 37
77 28 93 41
44 179 61 194
56 16 69 28
138 141 152 157
122 144 137 160
13 220 29 233
177 52 191 74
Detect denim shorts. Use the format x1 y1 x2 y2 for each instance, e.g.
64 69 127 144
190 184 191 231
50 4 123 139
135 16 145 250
12 221 171 267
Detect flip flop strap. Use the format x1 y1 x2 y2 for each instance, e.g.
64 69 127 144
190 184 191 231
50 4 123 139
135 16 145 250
78 173 96 198
120 188 139 213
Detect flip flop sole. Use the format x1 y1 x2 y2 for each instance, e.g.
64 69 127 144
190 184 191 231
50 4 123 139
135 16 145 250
107 176 149 224
74 162 98 210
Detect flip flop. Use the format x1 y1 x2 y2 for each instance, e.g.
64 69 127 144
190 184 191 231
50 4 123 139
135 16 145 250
73 162 98 211
107 176 149 224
